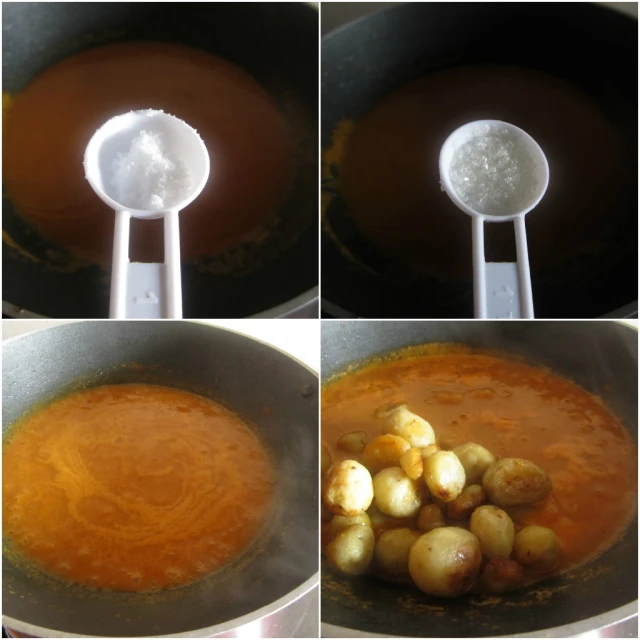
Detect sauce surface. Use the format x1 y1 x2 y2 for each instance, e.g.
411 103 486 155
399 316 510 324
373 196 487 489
3 384 274 591
322 351 636 573
3 42 294 264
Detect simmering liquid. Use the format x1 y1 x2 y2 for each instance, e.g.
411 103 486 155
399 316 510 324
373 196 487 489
322 350 637 575
3 384 274 591
3 42 294 264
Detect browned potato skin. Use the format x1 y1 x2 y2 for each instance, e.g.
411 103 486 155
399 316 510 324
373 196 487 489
483 458 552 507
417 504 445 533
482 557 524 593
321 445 333 477
400 447 424 480
337 430 369 454
323 460 374 516
424 450 466 502
408 527 482 597
447 485 486 521
362 434 411 474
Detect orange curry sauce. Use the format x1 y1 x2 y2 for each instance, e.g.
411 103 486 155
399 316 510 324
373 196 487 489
322 352 637 574
3 384 274 591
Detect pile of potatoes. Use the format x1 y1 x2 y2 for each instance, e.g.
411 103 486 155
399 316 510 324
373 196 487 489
322 404 558 597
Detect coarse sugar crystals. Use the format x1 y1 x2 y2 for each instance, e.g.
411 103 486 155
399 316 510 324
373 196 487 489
110 130 192 210
449 124 539 216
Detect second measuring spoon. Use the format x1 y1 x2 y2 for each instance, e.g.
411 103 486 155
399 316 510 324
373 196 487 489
440 120 549 319
85 109 210 319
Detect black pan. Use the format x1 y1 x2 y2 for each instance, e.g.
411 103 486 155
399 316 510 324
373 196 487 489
2 2 318 318
2 321 318 636
321 3 637 319
321 320 637 636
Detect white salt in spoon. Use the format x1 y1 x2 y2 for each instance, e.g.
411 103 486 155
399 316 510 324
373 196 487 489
84 109 210 319
439 120 549 319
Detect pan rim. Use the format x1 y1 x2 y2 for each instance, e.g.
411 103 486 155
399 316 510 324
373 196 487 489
320 600 637 638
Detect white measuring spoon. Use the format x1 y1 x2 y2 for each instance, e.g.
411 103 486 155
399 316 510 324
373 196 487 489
84 109 210 319
439 120 549 319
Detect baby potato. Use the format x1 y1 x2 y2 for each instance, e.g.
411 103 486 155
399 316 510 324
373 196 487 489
323 460 374 516
329 513 372 539
421 443 441 458
321 445 333 477
447 484 486 521
377 404 437 448
373 467 422 518
400 447 424 480
417 504 446 533
409 527 482 597
470 505 515 558
367 503 416 537
326 524 375 576
483 458 552 507
482 557 524 593
452 442 497 485
337 430 369 454
424 451 466 502
374 528 422 578
362 434 411 474
514 525 559 571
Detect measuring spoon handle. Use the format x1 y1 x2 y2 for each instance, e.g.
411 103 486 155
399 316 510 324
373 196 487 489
472 216 534 319
110 209 183 319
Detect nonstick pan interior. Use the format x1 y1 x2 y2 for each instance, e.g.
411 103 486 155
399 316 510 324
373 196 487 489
3 321 319 636
321 3 637 319
3 2 318 319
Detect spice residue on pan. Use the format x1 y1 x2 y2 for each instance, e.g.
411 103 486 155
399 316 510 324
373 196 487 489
3 384 275 592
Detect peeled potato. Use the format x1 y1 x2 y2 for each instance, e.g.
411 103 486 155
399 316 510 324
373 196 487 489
326 524 375 575
482 557 524 593
373 467 422 518
374 528 422 578
417 504 445 533
323 460 374 516
329 513 372 539
377 404 436 448
362 435 411 474
469 505 515 558
400 447 424 480
514 525 559 571
321 445 333 477
447 484 486 521
424 450 466 502
452 442 497 485
409 527 482 597
337 430 369 454
483 458 552 507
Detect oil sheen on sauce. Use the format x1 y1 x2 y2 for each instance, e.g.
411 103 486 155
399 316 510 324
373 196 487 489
322 351 637 575
3 42 294 264
2 384 275 591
